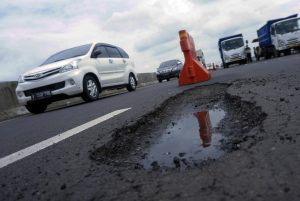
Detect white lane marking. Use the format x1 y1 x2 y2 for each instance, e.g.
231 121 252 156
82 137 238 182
0 108 131 169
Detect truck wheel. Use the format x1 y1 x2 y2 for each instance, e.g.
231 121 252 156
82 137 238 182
158 79 162 83
25 102 47 114
270 46 277 58
82 75 100 102
265 48 271 59
284 49 291 56
127 74 137 92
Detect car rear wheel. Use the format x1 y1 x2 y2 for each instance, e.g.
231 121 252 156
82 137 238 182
127 74 137 92
25 102 47 114
82 75 100 102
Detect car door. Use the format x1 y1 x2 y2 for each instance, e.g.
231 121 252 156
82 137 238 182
92 45 112 86
117 47 130 82
105 46 125 85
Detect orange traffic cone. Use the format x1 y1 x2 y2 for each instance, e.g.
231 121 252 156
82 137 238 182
194 111 212 147
212 63 217 71
178 30 211 86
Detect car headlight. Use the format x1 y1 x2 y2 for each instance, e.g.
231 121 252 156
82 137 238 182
18 75 25 83
278 39 285 47
224 55 230 61
59 59 81 73
172 66 179 71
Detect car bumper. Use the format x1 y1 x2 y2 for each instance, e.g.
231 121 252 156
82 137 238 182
278 44 300 51
225 56 246 63
157 70 181 80
16 70 84 105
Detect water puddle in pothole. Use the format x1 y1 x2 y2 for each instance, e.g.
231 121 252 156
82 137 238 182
140 108 226 169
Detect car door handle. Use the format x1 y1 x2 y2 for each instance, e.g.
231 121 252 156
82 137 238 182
109 59 113 64
122 59 126 64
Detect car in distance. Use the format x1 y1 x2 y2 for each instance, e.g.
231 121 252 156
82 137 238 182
16 43 138 114
156 59 183 82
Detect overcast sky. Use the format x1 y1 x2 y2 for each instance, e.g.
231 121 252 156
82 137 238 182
0 0 299 81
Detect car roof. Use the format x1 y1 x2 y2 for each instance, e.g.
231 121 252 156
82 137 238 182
159 59 180 66
94 42 118 48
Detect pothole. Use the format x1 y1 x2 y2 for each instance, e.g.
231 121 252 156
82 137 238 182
91 84 266 171
141 107 226 169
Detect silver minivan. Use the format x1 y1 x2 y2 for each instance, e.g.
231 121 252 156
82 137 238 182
16 43 138 114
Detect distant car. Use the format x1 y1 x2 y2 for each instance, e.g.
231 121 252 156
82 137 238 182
156 60 183 83
16 43 138 114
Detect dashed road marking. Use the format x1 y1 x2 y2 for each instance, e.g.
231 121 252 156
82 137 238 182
0 108 131 169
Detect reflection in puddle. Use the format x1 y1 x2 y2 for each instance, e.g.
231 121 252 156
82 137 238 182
194 111 212 147
140 108 226 169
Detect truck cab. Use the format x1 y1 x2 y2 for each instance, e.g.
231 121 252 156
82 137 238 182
257 14 299 59
196 49 206 68
218 34 247 68
271 16 300 55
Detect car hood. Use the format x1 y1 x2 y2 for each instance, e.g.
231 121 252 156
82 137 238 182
158 65 179 71
24 56 83 75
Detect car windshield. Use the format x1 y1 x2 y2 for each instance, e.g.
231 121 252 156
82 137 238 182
275 18 300 35
41 44 92 65
159 60 179 68
221 38 244 51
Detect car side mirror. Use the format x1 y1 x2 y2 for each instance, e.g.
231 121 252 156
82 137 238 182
92 49 102 58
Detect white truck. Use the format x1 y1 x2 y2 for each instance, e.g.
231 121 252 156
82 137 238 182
257 14 300 58
196 49 206 68
218 34 247 68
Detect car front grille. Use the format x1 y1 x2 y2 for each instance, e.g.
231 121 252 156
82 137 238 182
159 68 172 74
24 81 65 97
24 67 61 81
230 54 242 61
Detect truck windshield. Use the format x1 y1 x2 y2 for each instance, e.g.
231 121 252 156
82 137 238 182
221 38 244 51
275 18 300 35
41 44 92 65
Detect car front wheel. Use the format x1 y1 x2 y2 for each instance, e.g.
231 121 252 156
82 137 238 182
25 102 47 114
82 75 100 102
127 74 137 92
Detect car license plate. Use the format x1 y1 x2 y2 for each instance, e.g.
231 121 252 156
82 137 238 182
32 91 52 100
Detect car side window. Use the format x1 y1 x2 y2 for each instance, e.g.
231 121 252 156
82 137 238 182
118 47 129 58
105 46 122 58
92 46 108 58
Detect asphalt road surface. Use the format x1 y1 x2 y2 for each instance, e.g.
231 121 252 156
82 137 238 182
0 54 300 201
